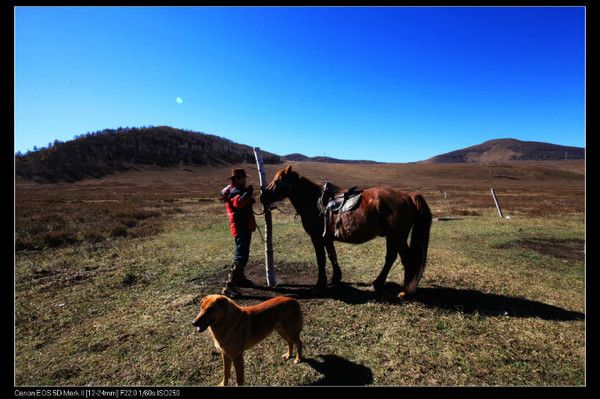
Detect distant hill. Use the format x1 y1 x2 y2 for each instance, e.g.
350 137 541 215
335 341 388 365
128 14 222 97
15 126 281 183
283 153 379 164
423 138 584 163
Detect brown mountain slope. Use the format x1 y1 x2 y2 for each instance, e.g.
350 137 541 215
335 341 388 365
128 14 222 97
423 138 584 163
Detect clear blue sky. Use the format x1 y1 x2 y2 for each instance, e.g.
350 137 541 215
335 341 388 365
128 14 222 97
14 6 585 162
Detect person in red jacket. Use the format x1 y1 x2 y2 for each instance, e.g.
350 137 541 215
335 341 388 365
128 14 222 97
220 168 257 298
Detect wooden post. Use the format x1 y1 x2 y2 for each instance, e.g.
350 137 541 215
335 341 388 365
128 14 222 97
490 188 504 218
253 147 276 287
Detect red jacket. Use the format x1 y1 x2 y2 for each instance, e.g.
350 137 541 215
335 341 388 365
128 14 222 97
221 184 256 237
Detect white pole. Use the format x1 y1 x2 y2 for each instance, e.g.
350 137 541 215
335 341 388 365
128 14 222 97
490 188 504 218
253 147 276 287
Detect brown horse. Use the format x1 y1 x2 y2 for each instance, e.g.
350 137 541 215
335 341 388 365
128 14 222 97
260 165 432 299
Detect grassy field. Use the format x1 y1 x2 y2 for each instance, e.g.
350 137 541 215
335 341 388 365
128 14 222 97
14 161 585 386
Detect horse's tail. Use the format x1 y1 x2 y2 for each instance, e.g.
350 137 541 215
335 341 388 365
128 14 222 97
405 193 432 295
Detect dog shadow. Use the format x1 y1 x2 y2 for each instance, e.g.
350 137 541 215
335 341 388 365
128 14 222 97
250 281 583 321
303 355 373 386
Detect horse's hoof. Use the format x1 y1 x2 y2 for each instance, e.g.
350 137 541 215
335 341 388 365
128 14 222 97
398 290 412 300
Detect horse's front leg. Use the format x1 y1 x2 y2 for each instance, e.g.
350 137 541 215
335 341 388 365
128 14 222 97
325 239 342 284
310 235 327 288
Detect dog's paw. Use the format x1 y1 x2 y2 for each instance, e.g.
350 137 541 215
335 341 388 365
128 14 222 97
282 353 291 360
293 357 302 364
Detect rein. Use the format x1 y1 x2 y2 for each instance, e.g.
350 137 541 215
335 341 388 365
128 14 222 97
272 203 297 216
253 201 298 219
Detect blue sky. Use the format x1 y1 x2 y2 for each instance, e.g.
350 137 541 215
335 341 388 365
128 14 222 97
14 6 585 162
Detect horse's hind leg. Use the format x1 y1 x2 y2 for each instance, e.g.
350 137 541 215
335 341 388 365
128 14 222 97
372 235 400 297
325 240 342 284
397 241 412 299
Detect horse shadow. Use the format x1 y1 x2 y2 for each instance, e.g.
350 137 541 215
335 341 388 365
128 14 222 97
303 355 373 386
249 282 584 321
413 285 584 321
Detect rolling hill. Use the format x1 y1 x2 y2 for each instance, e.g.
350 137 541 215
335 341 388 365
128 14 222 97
282 153 379 164
422 138 584 163
15 128 584 184
15 126 281 183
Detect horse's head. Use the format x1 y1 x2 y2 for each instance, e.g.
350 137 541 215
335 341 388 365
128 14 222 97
260 165 299 205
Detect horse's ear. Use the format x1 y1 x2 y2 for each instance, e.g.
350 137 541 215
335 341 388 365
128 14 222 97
284 165 293 174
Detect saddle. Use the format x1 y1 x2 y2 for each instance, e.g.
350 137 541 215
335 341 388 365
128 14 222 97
318 181 363 239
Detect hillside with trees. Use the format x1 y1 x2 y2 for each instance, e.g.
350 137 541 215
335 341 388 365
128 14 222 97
15 126 281 183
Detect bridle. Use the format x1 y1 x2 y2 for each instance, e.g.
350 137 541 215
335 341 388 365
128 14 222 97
255 177 298 219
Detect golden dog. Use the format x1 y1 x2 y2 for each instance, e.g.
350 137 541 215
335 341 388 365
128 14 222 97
192 294 303 386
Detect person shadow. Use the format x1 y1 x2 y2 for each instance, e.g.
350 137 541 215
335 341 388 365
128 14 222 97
303 355 373 386
248 281 583 321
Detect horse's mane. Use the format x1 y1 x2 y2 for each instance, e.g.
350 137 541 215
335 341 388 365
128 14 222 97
290 172 334 190
297 175 322 194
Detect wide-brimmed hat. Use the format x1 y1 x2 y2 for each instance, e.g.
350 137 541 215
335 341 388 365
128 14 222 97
228 168 251 180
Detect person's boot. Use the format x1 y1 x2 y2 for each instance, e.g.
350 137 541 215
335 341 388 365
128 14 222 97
236 275 254 288
231 262 254 288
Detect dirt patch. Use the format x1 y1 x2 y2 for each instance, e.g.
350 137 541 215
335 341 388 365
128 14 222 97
497 238 584 261
245 261 319 288
231 262 388 305
188 261 357 304
229 261 336 303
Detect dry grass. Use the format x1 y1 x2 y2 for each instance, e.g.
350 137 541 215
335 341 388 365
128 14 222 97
14 160 585 386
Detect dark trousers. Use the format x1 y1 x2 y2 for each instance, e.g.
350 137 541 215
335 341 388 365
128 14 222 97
234 232 252 267
226 232 252 286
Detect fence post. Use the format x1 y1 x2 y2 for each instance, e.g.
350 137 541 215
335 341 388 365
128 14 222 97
253 147 276 287
490 187 504 218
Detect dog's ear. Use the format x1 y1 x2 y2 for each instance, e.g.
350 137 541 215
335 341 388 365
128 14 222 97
199 296 209 309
